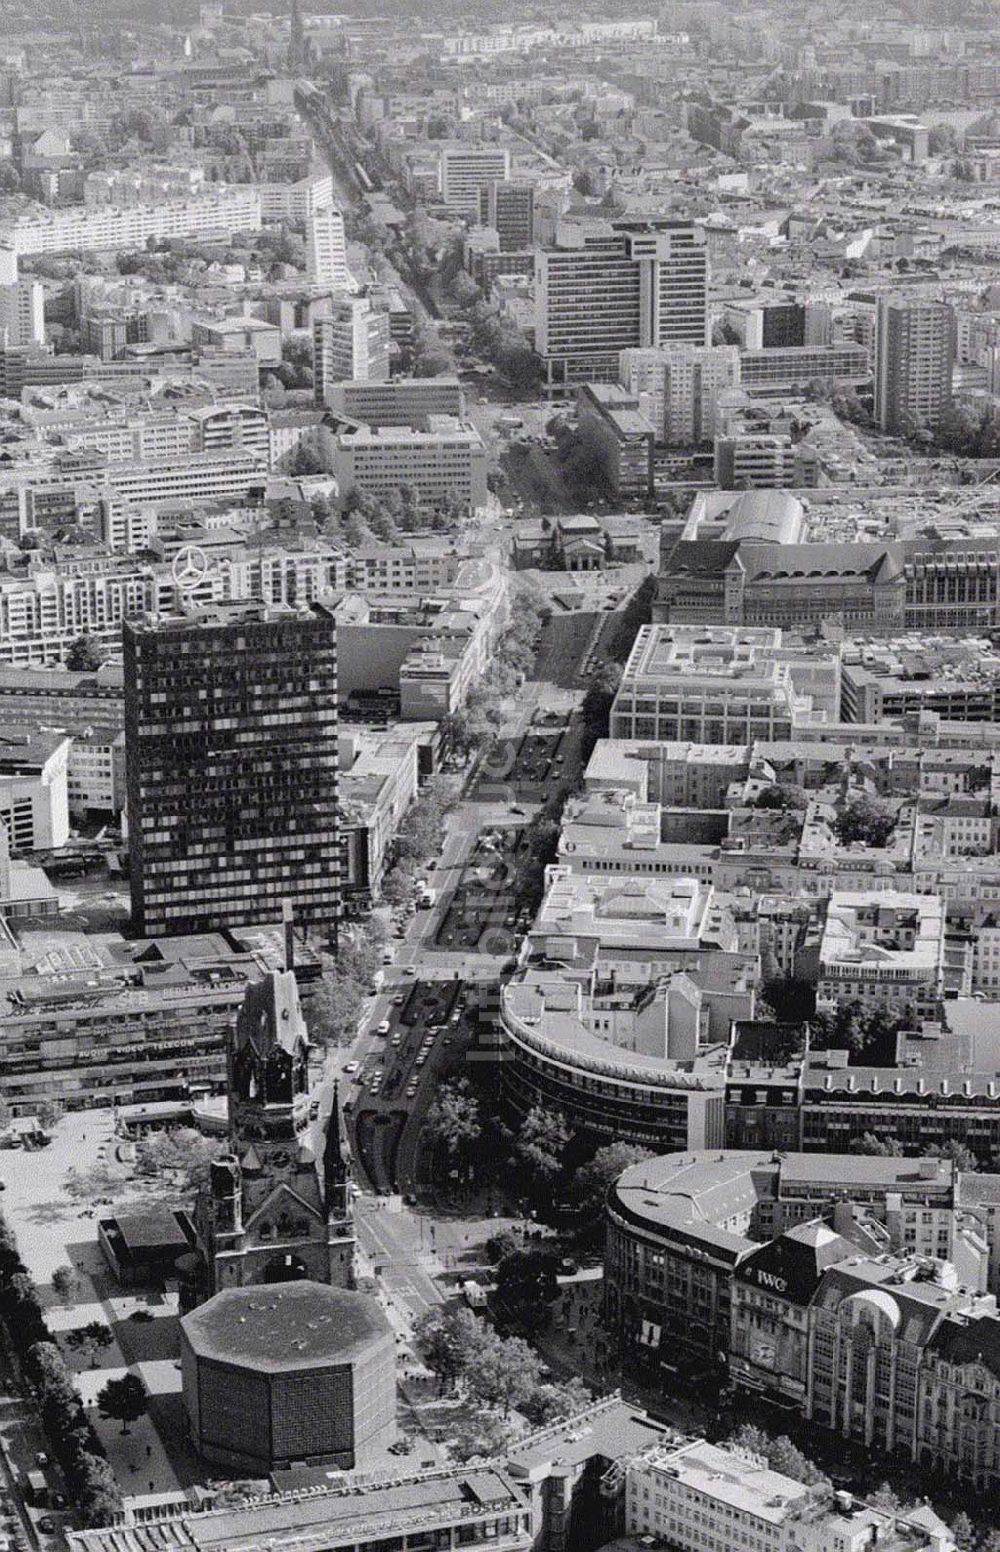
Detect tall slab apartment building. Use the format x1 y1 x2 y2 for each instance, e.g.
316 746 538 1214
536 218 709 394
124 602 340 938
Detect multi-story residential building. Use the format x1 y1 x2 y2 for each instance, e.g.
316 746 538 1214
536 219 708 393
0 728 71 850
577 383 655 501
332 417 488 512
816 891 946 1019
0 280 44 349
439 146 510 216
619 343 741 446
313 299 391 396
1 187 261 256
0 926 270 1113
610 625 815 745
305 205 350 288
875 298 954 434
123 601 340 938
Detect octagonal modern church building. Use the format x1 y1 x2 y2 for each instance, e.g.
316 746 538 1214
180 1280 396 1472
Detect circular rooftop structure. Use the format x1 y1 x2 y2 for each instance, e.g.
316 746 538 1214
181 1281 396 1472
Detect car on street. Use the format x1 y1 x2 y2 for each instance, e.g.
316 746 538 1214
376 1019 391 1035
343 1061 360 1074
403 965 418 976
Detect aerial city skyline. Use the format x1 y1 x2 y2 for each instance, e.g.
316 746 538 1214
0 2 995 1552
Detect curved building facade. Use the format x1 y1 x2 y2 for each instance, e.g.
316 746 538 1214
499 979 726 1155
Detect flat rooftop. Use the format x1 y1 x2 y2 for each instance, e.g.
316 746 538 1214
181 1282 391 1371
67 1466 526 1552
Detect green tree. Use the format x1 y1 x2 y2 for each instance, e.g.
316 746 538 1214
832 796 896 848
581 661 623 736
65 633 104 672
484 1229 520 1265
412 1305 487 1395
927 1139 979 1172
514 1104 569 1181
51 1266 80 1304
134 1127 223 1193
521 1376 592 1427
495 1249 560 1333
450 1411 517 1463
950 1512 975 1552
97 1373 147 1434
306 970 365 1048
464 1329 541 1415
848 1132 904 1158
423 1080 481 1159
575 1143 654 1235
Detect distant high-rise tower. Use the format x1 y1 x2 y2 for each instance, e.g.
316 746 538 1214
191 970 355 1301
288 0 307 69
306 207 350 288
875 297 954 435
123 601 340 938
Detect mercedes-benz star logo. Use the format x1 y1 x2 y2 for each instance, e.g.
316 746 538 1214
172 544 212 592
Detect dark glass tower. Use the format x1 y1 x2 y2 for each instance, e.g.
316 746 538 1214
124 602 339 938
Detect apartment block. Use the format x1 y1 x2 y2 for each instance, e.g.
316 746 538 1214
620 343 740 445
314 299 391 396
439 146 510 215
875 298 954 434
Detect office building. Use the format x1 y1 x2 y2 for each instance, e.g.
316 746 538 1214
67 1466 532 1552
739 344 870 396
305 205 350 288
0 927 271 1114
481 178 534 250
0 728 71 850
536 220 709 392
313 299 391 397
610 625 814 745
322 376 464 426
619 343 740 445
332 417 488 512
604 1148 977 1379
714 433 798 489
875 298 954 434
439 146 510 216
626 1441 956 1552
0 280 43 348
817 892 946 1019
123 602 340 938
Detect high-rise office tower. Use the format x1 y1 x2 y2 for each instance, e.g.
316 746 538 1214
536 219 709 392
480 179 534 251
124 602 340 937
305 206 350 288
313 298 391 401
619 343 741 445
875 297 954 435
439 147 510 217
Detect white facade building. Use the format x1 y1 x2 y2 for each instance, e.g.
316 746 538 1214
306 206 351 288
